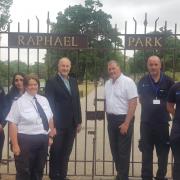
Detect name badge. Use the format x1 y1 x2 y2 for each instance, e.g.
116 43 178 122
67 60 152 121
153 99 160 104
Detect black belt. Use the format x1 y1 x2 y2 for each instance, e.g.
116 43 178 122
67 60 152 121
107 113 126 121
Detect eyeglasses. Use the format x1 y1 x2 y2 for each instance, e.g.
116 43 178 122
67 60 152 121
15 78 23 82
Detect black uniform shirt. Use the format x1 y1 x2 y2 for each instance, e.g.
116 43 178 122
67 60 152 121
138 73 174 124
167 82 180 141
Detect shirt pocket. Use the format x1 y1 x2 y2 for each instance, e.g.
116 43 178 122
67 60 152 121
21 108 39 125
158 88 167 98
114 88 126 99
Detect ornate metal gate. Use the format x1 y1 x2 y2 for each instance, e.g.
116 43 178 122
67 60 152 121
0 13 179 179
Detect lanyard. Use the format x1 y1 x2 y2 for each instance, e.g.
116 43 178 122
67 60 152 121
148 73 163 98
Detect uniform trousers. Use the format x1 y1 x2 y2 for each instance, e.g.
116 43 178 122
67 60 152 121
140 122 169 180
171 139 180 180
49 126 76 180
107 114 133 180
0 130 5 161
15 133 48 180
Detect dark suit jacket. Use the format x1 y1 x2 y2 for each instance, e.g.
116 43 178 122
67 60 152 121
45 74 82 130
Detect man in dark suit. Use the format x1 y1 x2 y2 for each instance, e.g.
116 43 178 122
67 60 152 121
45 57 82 180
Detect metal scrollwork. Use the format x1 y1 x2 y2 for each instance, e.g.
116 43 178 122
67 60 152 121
0 20 12 32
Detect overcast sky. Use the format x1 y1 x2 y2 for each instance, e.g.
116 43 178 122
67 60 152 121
9 0 180 33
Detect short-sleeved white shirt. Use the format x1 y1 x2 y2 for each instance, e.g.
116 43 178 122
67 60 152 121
105 73 138 115
6 92 53 135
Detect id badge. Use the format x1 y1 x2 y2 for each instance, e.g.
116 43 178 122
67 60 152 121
153 99 160 104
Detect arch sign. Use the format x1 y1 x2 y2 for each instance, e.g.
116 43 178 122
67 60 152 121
125 34 164 50
8 32 88 49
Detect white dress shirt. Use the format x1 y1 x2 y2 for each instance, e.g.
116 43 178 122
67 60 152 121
6 92 53 135
105 73 138 115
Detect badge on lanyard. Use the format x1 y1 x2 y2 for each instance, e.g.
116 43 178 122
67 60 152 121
153 98 160 104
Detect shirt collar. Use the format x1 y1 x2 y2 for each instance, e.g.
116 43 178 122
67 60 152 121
110 73 124 84
58 73 69 81
24 91 36 100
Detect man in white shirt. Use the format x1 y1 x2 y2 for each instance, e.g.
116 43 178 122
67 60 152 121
105 60 138 180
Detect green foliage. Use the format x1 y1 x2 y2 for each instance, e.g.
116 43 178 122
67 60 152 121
128 27 180 75
0 0 13 28
0 60 46 86
46 0 123 80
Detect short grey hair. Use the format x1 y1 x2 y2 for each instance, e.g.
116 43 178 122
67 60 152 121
107 60 120 67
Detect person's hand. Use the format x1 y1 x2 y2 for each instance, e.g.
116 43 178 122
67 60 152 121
119 122 129 135
76 124 81 133
52 128 57 136
49 128 57 137
48 137 53 146
12 144 21 156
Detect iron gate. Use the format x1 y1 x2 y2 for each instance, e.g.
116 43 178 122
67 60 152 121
1 12 179 179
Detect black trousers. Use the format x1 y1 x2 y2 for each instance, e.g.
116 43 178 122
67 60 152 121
107 114 133 180
49 126 76 180
15 134 48 180
140 122 169 180
171 139 180 180
0 130 5 161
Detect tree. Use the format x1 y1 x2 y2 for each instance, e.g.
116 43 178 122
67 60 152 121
0 0 13 29
46 0 123 81
128 27 180 80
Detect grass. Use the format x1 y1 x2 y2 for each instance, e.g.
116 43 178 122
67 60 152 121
165 71 180 81
78 82 95 97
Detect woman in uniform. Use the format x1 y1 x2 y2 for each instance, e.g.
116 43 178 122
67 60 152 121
6 74 56 180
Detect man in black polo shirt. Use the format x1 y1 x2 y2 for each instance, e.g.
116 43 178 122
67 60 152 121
167 82 180 180
138 55 174 180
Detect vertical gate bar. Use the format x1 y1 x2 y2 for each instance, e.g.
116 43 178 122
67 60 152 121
47 12 50 33
131 121 135 177
162 21 167 71
172 24 177 80
74 50 80 175
114 24 117 55
132 17 137 177
94 49 97 177
133 17 137 80
36 16 40 77
153 17 159 55
17 22 20 72
102 101 105 176
143 13 148 75
102 51 105 176
103 97 106 175
155 17 159 32
144 13 148 34
84 55 88 175
92 136 95 180
124 21 127 73
27 19 30 73
47 12 50 79
7 22 11 174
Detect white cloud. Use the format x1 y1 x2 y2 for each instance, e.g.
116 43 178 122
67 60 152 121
9 0 180 33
